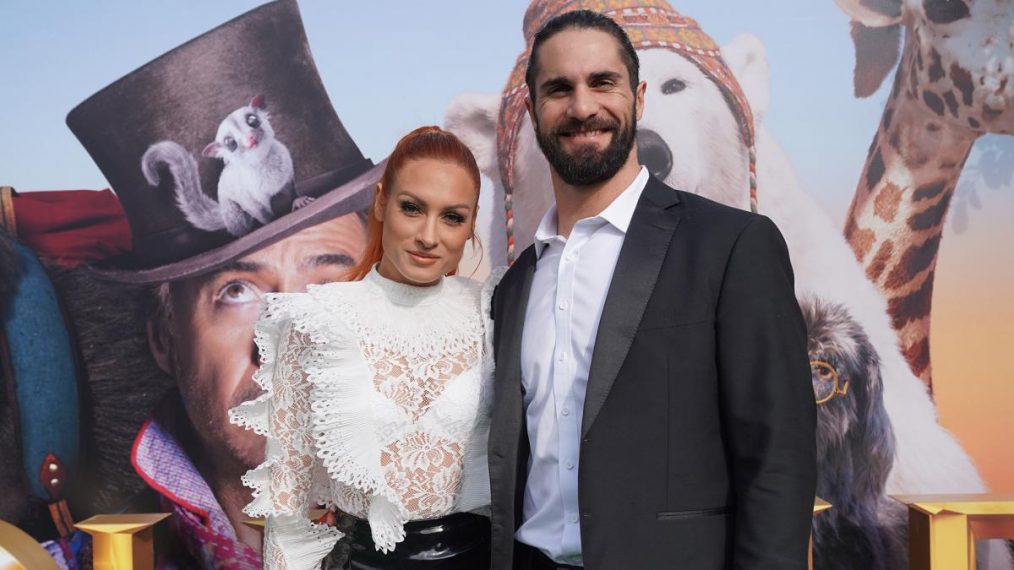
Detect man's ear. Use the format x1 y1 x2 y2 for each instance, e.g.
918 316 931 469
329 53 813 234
146 319 173 376
635 80 647 121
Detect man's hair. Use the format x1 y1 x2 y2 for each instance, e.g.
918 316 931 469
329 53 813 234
525 10 640 101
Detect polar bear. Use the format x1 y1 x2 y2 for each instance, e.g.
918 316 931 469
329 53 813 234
446 32 1009 569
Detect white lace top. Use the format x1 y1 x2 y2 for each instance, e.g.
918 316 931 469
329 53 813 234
229 266 502 570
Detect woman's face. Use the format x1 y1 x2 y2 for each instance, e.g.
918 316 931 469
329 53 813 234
375 157 478 286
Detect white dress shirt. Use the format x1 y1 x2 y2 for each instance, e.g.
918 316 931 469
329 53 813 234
515 167 649 565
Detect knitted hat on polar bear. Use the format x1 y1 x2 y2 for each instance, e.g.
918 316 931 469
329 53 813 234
497 0 757 260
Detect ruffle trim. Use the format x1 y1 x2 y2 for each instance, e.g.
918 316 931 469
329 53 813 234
264 514 343 570
232 291 410 553
308 277 485 361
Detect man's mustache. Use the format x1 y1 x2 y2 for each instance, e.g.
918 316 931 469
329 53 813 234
551 117 619 137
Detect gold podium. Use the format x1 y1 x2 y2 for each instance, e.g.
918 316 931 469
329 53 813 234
892 494 1014 570
74 514 170 570
811 497 832 570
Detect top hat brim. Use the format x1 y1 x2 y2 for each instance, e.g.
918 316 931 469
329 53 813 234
85 160 383 285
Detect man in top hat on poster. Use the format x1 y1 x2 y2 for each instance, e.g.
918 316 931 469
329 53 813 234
487 7 817 570
59 1 384 567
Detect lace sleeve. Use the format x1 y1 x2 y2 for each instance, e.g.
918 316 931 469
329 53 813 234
229 295 342 570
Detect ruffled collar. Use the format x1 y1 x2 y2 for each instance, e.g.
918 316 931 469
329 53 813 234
365 265 446 306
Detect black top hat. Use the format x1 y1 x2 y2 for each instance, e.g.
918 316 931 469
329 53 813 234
67 0 382 284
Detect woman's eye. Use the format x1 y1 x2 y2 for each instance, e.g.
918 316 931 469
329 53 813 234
444 213 466 225
216 281 261 305
399 201 422 215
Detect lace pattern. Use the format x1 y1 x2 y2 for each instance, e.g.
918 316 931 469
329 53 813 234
230 267 504 568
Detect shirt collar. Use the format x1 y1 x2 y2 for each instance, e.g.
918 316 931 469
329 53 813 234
533 167 649 258
131 397 261 568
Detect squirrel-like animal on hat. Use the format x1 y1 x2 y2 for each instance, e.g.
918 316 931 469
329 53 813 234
141 94 295 237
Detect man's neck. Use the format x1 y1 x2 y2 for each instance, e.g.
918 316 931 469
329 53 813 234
199 455 263 550
551 154 642 238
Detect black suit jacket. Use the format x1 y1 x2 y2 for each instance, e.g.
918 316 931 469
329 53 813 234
488 177 817 570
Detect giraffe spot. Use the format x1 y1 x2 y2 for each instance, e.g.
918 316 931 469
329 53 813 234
908 192 952 231
891 72 902 99
927 48 945 82
888 268 935 328
886 236 942 291
939 160 959 170
867 240 895 282
902 337 932 377
849 226 877 261
943 91 959 117
874 182 903 222
922 90 946 116
916 48 924 71
926 122 941 132
983 104 1003 121
867 147 886 189
968 116 981 129
923 0 971 24
950 63 974 106
883 107 895 131
914 180 946 201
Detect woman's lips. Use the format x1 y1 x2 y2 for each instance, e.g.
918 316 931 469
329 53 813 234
408 251 439 266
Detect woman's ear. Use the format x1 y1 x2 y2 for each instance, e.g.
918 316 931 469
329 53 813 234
373 182 386 223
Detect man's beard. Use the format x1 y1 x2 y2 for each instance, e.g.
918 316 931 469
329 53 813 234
173 353 266 472
533 105 636 187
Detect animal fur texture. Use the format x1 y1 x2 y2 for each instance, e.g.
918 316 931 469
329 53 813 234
801 295 907 570
46 266 174 515
142 95 294 237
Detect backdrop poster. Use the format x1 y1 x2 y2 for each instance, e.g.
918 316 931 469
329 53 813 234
1 1 1012 568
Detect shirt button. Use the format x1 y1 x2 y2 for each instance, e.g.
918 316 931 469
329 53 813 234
566 462 574 470
558 301 568 310
565 252 576 262
561 408 570 416
568 514 578 524
558 352 567 362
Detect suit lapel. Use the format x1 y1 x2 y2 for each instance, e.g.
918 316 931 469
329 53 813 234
490 245 536 459
581 178 681 437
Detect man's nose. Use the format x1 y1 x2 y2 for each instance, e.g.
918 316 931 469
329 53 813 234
568 85 599 120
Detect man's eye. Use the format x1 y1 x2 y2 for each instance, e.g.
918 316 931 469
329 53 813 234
217 281 261 305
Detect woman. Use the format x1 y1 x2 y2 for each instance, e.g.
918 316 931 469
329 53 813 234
230 126 499 569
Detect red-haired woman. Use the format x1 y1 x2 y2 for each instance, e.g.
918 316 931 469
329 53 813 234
230 126 500 569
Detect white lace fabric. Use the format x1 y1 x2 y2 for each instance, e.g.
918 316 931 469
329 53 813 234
230 267 503 570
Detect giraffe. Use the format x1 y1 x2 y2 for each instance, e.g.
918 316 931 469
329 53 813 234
837 0 1014 388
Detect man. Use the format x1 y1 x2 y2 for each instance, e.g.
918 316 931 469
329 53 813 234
52 1 383 567
488 10 816 570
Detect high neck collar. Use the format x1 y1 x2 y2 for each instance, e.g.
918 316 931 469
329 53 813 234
365 265 446 306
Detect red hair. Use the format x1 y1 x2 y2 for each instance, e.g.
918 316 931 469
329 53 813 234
346 126 481 282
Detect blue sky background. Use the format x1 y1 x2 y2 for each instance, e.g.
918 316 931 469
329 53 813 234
0 0 1009 222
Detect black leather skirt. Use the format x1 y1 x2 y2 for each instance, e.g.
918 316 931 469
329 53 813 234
346 512 491 569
